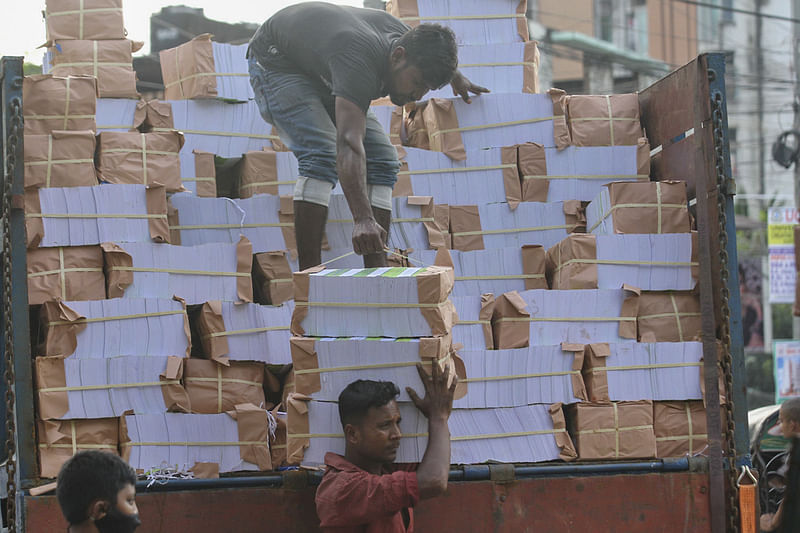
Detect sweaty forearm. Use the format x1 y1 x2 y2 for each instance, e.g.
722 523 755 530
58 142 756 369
337 137 373 222
416 416 450 499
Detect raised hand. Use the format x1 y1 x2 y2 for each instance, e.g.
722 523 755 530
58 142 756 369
450 72 490 104
406 360 457 421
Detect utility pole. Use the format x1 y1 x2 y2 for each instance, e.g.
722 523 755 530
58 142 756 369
794 0 800 340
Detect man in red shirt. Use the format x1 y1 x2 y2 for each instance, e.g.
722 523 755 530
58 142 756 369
315 361 457 532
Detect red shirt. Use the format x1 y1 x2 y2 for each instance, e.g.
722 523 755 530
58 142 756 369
315 452 420 533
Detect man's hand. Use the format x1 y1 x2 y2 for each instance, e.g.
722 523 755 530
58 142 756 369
760 513 775 532
407 360 457 421
352 217 386 256
450 71 489 104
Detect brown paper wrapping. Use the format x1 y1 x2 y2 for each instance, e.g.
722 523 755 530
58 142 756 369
167 198 181 245
594 180 690 234
291 334 453 398
236 236 255 303
654 401 712 458
637 291 702 342
190 462 220 479
192 149 217 198
237 150 280 198
407 196 447 249
162 356 192 413
134 99 175 133
49 39 140 98
566 94 643 147
291 264 456 337
285 393 312 465
561 343 588 401
567 401 656 460
100 242 133 298
24 130 97 189
522 40 540 93
40 300 88 357
515 0 530 41
184 359 266 414
582 343 612 402
491 290 531 349
619 284 640 340
45 0 125 41
23 75 97 135
564 199 587 233
228 403 273 471
521 245 547 290
449 205 483 251
546 234 599 290
160 34 219 100
27 245 105 305
96 131 185 192
517 142 548 202
548 89 571 151
195 301 230 363
549 403 578 461
270 407 288 468
37 418 119 478
281 369 295 411
252 251 294 306
393 160 413 198
501 146 521 208
403 102 430 150
422 98 466 161
476 293 496 350
279 195 298 259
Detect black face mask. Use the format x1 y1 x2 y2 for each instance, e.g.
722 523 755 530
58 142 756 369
94 506 141 533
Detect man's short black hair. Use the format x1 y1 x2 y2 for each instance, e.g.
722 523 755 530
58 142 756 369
338 380 400 427
782 398 800 424
396 24 458 90
56 451 137 525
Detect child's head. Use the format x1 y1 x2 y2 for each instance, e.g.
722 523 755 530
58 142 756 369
779 398 800 439
56 451 139 533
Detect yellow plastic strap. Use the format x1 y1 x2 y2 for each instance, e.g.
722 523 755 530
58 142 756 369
590 362 703 372
27 266 103 279
401 13 526 21
71 419 76 455
164 72 249 88
455 320 491 325
239 180 296 190
111 266 250 277
39 443 116 450
498 316 635 323
607 96 614 146
40 380 181 393
671 292 684 341
452 223 576 237
294 300 448 309
553 258 698 274
47 134 53 187
588 197 685 232
204 325 289 339
101 148 177 157
47 6 122 17
184 376 263 387
26 158 94 169
169 222 292 230
26 213 167 220
97 124 137 130
328 217 435 224
48 309 185 327
122 441 265 447
176 129 279 140
459 62 536 68
175 44 184 98
430 116 555 138
24 113 94 121
523 173 649 181
294 356 449 376
456 274 545 281
638 311 701 321
271 444 287 450
270 278 292 284
463 370 579 383
64 77 71 130
399 163 516 176
181 177 216 183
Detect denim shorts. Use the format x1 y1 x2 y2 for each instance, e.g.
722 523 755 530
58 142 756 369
248 55 399 188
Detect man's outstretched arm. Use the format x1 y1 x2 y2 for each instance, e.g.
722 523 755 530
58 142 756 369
335 96 387 256
406 361 458 498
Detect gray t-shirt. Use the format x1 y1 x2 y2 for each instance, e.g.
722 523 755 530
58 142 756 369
248 2 409 112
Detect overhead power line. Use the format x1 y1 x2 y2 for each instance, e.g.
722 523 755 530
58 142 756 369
673 0 800 24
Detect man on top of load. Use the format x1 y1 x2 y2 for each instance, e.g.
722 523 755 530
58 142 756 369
248 1 487 270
